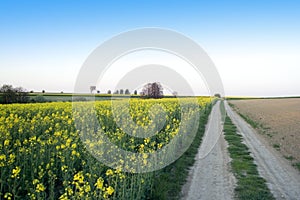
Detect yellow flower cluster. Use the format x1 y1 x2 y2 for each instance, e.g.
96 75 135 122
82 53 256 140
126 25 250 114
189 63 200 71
11 166 21 179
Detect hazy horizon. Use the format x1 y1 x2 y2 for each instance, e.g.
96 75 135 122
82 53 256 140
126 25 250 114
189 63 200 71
1 1 300 97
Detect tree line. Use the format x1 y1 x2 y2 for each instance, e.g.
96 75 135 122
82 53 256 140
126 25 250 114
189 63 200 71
90 82 165 98
0 82 166 104
0 84 29 104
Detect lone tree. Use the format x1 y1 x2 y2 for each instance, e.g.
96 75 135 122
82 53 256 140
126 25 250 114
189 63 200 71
125 89 130 95
141 82 163 99
0 84 29 104
214 93 221 98
134 90 138 95
107 90 111 94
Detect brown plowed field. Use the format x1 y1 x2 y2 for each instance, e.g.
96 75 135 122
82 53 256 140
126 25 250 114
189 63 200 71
229 98 300 166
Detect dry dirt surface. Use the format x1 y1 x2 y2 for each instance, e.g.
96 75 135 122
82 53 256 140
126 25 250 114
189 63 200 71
229 98 300 164
181 101 236 200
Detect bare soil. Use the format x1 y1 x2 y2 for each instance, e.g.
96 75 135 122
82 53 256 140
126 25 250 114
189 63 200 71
229 98 300 165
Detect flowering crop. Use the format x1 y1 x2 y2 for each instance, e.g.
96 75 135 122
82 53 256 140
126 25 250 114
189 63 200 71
0 97 212 199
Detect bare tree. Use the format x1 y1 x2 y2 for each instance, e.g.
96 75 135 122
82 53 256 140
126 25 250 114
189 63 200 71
0 84 29 104
90 86 96 94
141 82 163 99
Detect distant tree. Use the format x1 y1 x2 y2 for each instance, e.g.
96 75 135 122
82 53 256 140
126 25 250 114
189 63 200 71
61 91 63 93
114 90 119 94
97 90 100 94
0 84 29 104
107 90 111 94
125 89 130 95
134 90 138 95
120 89 124 94
42 90 45 93
90 86 96 94
0 85 15 103
30 90 34 93
141 82 163 99
214 93 221 98
14 87 29 103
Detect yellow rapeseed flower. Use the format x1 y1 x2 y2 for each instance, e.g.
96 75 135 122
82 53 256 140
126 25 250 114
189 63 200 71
11 166 21 178
4 139 9 146
106 186 114 195
95 177 104 190
73 171 84 184
105 169 113 176
36 183 46 192
71 143 77 149
0 154 6 161
4 192 12 200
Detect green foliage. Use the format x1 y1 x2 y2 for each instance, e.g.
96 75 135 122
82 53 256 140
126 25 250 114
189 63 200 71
292 162 300 171
0 84 29 104
223 115 274 200
273 144 281 150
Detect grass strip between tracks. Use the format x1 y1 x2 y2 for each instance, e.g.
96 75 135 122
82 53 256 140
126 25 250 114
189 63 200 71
222 103 275 199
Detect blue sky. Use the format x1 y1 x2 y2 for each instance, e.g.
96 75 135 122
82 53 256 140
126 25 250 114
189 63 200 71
1 0 300 96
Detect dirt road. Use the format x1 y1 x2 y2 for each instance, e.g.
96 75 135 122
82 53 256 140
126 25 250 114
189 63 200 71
182 101 300 200
225 102 300 200
181 101 236 200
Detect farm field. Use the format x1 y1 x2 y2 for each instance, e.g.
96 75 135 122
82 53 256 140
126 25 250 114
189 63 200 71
0 97 212 199
229 98 300 169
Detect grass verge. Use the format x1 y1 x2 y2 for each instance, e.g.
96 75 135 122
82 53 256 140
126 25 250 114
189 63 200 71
223 114 275 200
292 162 300 171
150 102 214 199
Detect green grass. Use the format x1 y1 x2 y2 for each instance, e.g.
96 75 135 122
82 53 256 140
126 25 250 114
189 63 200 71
284 155 295 161
273 144 281 150
223 115 274 200
151 102 213 199
292 162 300 171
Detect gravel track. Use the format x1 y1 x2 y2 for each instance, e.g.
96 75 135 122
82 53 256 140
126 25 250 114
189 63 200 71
181 102 236 200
